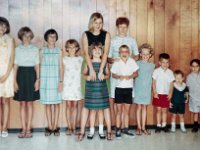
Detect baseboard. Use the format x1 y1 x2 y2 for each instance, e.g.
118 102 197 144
7 124 195 133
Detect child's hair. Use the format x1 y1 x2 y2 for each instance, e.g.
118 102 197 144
190 59 200 66
0 16 10 34
119 44 130 52
174 70 184 77
65 39 80 54
88 12 104 32
89 42 103 59
139 43 154 55
18 26 34 41
159 53 170 60
44 29 58 42
116 17 130 26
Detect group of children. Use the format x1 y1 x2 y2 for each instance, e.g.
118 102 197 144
0 13 200 141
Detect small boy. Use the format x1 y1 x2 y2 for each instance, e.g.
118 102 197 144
169 70 188 133
186 59 200 132
111 45 139 139
152 53 175 133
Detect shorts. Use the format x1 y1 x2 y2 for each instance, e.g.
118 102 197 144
115 88 132 104
153 94 169 108
169 103 185 114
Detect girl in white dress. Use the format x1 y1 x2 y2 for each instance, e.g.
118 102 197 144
62 39 83 135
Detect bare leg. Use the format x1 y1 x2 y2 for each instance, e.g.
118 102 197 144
141 105 147 130
109 98 115 126
0 98 2 131
71 101 78 131
45 105 53 130
104 108 112 133
156 107 161 126
136 104 142 129
124 104 131 128
90 110 97 129
161 108 167 125
79 107 89 134
66 101 72 130
53 104 60 130
26 102 33 131
116 104 122 128
20 102 26 131
2 98 10 131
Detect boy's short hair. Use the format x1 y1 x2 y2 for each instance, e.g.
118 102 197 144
116 17 130 26
190 59 200 66
139 43 154 54
44 29 58 41
159 53 170 60
0 16 10 34
174 70 184 77
119 44 130 52
18 26 34 41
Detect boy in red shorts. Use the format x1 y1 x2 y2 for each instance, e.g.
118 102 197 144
152 53 175 133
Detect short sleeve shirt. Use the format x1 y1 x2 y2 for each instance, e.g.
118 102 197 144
152 67 175 94
108 36 139 58
111 57 139 88
14 44 39 67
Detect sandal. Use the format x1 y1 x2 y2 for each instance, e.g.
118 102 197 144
18 131 26 138
106 132 112 140
136 128 142 136
72 129 78 135
25 130 33 138
141 129 151 135
66 128 72 136
45 128 52 136
54 128 60 136
77 133 85 141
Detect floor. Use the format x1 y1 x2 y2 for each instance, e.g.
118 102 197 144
0 129 199 150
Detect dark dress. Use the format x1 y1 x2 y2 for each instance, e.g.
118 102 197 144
84 62 109 109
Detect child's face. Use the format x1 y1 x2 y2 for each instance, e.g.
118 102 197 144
140 48 151 62
47 33 57 45
92 18 103 32
119 47 130 60
0 24 7 36
175 74 184 84
92 47 102 58
66 44 78 56
159 58 169 70
117 24 128 36
22 32 32 44
191 62 200 73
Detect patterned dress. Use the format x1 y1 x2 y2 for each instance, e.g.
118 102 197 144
62 56 83 101
84 62 109 109
40 47 62 104
0 34 14 98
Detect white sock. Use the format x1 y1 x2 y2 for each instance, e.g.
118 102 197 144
99 124 104 134
162 122 166 127
157 124 161 127
171 122 176 127
89 127 95 135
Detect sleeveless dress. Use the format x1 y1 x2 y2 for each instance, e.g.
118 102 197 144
62 56 83 101
40 47 62 104
0 34 14 98
134 61 155 104
84 62 109 109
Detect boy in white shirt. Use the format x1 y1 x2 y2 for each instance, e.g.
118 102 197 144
152 53 175 133
111 45 139 139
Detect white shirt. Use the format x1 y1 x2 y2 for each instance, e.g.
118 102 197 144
152 67 175 94
111 57 139 88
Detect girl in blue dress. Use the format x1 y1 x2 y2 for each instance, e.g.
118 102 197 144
134 43 155 135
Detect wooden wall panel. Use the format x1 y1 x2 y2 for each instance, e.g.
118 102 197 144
0 0 199 128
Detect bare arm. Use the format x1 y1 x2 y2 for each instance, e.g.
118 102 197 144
104 64 110 80
168 81 174 100
152 79 158 98
14 64 19 92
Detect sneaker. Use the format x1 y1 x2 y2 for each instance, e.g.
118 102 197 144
155 126 161 133
1 131 8 138
162 126 170 133
180 127 187 133
171 126 176 133
115 130 122 139
123 130 135 138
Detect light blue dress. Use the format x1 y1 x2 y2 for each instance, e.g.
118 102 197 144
40 47 62 104
134 61 155 104
108 35 139 98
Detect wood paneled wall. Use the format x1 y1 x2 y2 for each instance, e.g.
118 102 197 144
0 0 200 128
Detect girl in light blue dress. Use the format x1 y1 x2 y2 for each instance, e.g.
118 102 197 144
134 43 155 135
40 29 63 136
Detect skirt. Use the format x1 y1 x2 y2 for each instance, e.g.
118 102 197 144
14 67 39 101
